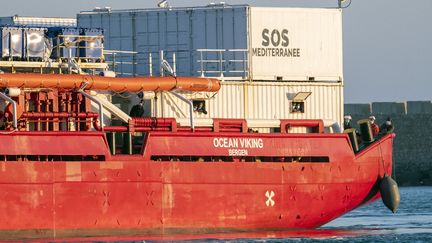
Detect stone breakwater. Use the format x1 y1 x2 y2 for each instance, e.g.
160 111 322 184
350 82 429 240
345 101 432 186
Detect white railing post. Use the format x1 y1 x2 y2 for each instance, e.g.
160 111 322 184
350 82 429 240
200 50 204 77
243 50 247 79
172 52 177 76
219 50 224 78
149 52 153 77
173 52 177 77
159 50 164 77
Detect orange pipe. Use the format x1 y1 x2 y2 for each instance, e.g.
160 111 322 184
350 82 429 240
0 73 221 92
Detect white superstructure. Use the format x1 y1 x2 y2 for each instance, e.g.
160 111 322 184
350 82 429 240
77 4 344 130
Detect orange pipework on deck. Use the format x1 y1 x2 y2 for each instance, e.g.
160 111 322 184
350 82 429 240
0 73 221 92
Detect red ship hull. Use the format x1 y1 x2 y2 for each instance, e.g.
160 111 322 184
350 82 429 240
0 131 394 240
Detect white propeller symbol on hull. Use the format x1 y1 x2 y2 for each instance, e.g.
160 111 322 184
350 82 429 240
265 190 275 207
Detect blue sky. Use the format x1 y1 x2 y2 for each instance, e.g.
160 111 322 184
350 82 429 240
1 0 431 103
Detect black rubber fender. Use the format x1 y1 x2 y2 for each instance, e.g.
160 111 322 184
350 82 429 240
380 175 401 213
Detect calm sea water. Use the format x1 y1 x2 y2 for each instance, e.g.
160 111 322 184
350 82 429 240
318 186 432 242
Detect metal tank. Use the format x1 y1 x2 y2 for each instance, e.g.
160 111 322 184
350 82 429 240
47 27 80 59
77 5 342 81
79 28 104 61
0 27 23 60
23 28 46 61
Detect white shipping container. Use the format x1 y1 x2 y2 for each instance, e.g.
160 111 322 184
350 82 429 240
249 8 343 81
78 6 248 77
154 81 343 129
77 5 343 81
0 16 76 27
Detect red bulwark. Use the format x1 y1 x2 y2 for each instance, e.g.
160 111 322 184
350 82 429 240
0 132 109 156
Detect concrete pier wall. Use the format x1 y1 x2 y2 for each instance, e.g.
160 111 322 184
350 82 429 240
345 101 432 186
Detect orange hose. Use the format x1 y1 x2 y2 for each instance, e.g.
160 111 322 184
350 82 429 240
0 73 220 92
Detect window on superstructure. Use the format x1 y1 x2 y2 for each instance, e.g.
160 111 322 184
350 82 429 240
193 100 207 115
290 92 311 114
291 101 304 113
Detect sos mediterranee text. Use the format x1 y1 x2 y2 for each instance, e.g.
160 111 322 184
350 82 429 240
252 29 300 58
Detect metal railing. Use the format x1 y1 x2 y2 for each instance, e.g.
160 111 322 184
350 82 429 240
196 49 248 78
55 35 105 62
104 50 138 76
104 49 249 78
